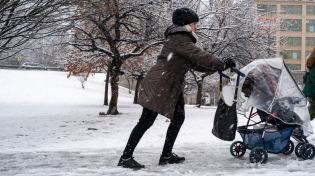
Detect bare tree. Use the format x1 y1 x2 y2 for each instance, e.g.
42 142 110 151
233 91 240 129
0 0 72 60
104 66 110 105
183 0 284 107
124 75 134 94
67 0 168 114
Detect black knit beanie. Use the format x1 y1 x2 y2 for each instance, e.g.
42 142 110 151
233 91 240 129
172 7 199 26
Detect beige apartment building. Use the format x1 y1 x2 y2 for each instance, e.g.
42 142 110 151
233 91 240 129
255 0 315 70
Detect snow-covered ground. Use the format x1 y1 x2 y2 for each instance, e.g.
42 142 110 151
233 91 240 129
1 69 315 176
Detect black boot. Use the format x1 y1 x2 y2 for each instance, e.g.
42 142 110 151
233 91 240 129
159 153 185 165
118 156 145 169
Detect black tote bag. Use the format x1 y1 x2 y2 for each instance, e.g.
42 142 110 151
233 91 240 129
212 73 240 141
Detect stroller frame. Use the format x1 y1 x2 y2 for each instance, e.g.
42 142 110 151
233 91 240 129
230 106 315 164
215 66 315 164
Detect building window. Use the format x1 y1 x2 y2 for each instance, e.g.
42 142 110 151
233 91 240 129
281 37 301 46
307 6 315 15
306 20 315 32
286 64 301 70
306 37 315 46
281 19 302 31
257 4 277 13
281 5 302 14
280 50 301 60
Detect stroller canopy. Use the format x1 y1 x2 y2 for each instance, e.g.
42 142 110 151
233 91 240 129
223 58 313 136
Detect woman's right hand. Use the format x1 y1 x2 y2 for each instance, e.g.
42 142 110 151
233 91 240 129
224 58 236 70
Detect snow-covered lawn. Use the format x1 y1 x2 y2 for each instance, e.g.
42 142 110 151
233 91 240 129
1 69 315 176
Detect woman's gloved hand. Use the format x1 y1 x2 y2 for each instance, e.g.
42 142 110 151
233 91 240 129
224 58 236 70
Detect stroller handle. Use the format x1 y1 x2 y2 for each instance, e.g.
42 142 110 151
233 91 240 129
218 68 245 79
218 71 230 79
230 67 246 77
219 67 255 83
231 67 255 83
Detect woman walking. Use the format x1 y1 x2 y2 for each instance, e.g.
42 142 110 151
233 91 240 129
118 7 236 169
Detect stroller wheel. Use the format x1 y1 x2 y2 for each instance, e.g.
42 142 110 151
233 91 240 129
300 143 315 160
282 140 294 155
295 143 304 157
230 141 246 158
249 147 268 164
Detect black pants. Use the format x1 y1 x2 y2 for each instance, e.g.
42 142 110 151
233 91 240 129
122 98 185 158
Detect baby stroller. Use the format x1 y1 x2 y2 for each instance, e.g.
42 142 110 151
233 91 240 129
219 58 315 164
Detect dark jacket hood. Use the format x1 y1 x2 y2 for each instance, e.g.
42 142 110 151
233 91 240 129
164 25 197 43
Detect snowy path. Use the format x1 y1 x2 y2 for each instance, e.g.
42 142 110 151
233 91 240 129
1 70 315 176
2 144 315 176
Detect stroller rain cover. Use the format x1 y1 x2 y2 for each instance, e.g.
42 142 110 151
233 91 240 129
223 58 313 136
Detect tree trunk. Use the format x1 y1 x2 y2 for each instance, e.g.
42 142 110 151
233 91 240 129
107 73 119 115
104 69 110 105
133 75 143 104
130 79 134 94
125 75 133 94
196 81 203 108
